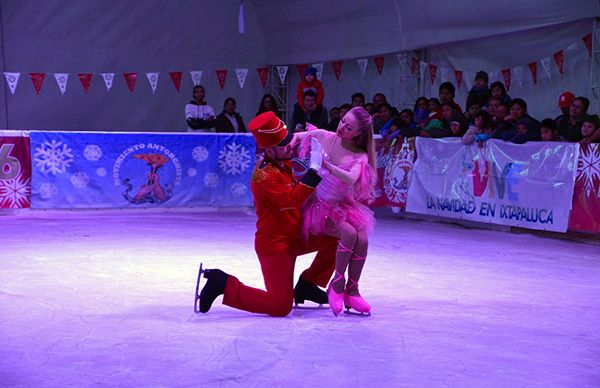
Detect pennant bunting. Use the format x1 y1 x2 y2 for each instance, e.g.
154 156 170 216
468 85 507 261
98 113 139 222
190 71 203 86
54 73 69 95
256 67 268 88
78 73 93 93
553 50 564 75
440 67 450 83
489 71 498 83
235 68 248 89
513 66 524 89
418 61 428 78
411 57 420 74
215 69 228 90
540 58 552 80
29 73 45 95
463 70 473 91
357 58 368 77
275 65 288 85
296 64 308 78
311 63 324 80
454 70 463 89
332 61 343 80
527 62 537 85
583 33 592 57
100 73 114 92
374 56 385 75
428 63 437 85
501 68 511 91
169 71 182 92
3 72 20 94
123 72 137 93
145 72 159 94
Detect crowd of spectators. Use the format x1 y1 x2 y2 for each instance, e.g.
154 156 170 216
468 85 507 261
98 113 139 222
184 67 600 147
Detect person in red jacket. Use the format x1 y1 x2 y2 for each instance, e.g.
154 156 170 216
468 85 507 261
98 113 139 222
296 67 324 110
196 112 338 317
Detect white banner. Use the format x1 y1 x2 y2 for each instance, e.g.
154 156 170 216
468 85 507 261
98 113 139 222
53 73 69 95
4 72 20 94
311 62 324 80
235 68 248 89
145 72 159 94
406 138 579 232
100 73 114 92
275 65 288 85
357 58 368 77
540 57 552 80
190 71 203 86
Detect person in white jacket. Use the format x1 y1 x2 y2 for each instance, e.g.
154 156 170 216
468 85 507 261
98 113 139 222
185 85 216 132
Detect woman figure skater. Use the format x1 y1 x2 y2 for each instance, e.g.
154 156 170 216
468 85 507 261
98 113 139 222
293 106 377 316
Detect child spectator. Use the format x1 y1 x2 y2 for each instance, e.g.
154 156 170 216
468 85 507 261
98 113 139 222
438 82 462 113
392 109 418 139
539 118 566 142
462 111 492 145
374 103 396 136
502 117 540 144
414 96 429 111
490 81 511 105
327 107 341 131
339 103 352 119
580 115 600 145
465 103 483 125
427 98 443 121
448 115 468 138
420 117 447 138
296 67 324 110
466 71 491 110
413 97 430 127
364 103 376 116
351 92 365 107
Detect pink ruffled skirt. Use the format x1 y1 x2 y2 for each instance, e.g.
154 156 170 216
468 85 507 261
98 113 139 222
302 195 375 238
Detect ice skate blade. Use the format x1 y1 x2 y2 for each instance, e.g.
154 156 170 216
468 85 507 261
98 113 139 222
344 308 371 317
293 303 329 310
194 262 206 314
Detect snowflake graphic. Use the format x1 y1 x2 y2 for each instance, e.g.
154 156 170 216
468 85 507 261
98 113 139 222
577 144 600 197
83 144 103 161
39 182 57 199
204 173 219 188
0 172 31 208
70 171 90 188
218 143 251 175
231 182 247 197
192 146 209 162
34 140 74 175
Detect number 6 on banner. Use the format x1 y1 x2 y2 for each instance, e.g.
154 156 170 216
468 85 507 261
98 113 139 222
0 144 21 180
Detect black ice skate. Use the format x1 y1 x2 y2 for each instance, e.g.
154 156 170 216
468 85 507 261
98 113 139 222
194 262 229 314
293 276 329 309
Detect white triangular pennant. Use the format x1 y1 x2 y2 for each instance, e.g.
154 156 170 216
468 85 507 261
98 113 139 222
3 72 20 94
440 67 450 83
357 58 368 77
275 65 288 85
567 42 579 52
53 73 69 95
463 70 474 91
311 63 324 80
145 72 159 94
489 71 498 83
396 52 407 65
235 68 248 89
418 61 428 77
100 73 114 92
540 57 552 80
190 71 203 86
513 66 525 89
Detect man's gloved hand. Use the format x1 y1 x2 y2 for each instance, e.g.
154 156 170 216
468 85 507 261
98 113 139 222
309 137 323 170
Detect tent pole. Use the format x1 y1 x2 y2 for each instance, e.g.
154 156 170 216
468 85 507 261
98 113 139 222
0 0 9 129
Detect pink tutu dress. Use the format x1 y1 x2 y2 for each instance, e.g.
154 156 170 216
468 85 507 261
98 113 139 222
298 129 376 237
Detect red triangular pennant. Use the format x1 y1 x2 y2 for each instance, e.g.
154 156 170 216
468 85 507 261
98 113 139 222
296 64 308 78
553 50 564 75
256 67 269 88
411 57 420 74
528 62 538 85
374 56 385 75
332 61 343 80
428 64 437 85
123 72 137 93
583 33 593 57
169 71 182 92
29 73 45 95
215 69 228 90
501 68 511 91
454 70 463 89
78 73 93 93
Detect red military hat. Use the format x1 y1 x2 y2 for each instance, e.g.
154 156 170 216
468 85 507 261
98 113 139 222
248 111 292 148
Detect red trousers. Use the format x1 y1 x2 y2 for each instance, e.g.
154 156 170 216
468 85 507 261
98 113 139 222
223 235 338 317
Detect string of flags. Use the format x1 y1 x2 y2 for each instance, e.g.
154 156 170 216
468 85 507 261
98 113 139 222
2 34 592 95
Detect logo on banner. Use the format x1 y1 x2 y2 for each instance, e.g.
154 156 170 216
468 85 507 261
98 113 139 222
112 143 182 204
383 142 414 204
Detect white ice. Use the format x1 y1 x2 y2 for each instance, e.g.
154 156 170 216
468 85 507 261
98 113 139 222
1 208 599 387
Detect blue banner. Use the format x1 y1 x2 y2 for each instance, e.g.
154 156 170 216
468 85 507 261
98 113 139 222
30 131 256 208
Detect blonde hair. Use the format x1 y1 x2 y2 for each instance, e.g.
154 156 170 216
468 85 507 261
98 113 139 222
348 107 376 169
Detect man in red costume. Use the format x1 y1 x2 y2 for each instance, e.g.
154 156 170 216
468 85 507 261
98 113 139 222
197 111 337 317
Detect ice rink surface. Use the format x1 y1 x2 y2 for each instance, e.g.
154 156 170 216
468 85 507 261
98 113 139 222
1 209 599 387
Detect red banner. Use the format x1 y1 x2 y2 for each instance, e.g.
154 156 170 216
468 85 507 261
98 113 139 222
296 64 308 78
553 50 564 75
169 71 182 92
370 137 416 209
527 62 537 85
123 72 137 93
582 33 593 57
256 67 269 88
501 68 511 91
568 144 600 233
215 69 228 90
0 132 31 208
428 64 437 85
454 70 463 89
78 73 93 93
411 57 420 75
332 61 343 80
374 56 385 75
29 73 45 95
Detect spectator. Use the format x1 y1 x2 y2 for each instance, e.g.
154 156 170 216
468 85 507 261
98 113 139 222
291 91 328 131
465 102 483 125
466 71 491 110
556 96 589 142
374 103 396 136
486 97 500 119
372 93 399 117
556 91 576 122
185 85 216 132
351 92 365 107
493 98 538 140
421 118 448 138
580 115 600 145
427 98 443 121
339 103 352 119
215 98 247 133
439 82 462 113
502 116 541 144
539 118 566 142
392 109 418 138
462 111 492 145
413 97 429 127
327 107 341 131
490 81 511 105
441 102 458 121
296 67 324 110
448 114 468 138
364 103 376 116
256 94 281 117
